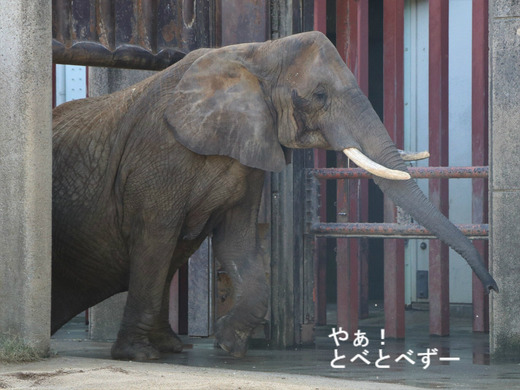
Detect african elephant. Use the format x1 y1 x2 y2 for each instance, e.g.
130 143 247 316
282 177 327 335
51 31 497 361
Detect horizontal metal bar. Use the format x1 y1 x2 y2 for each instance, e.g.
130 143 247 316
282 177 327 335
310 166 489 180
53 41 186 70
310 222 488 240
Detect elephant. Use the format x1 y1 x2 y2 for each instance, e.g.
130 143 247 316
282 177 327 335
51 31 497 361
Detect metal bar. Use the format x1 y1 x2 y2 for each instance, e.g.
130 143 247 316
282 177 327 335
352 0 370 321
429 0 450 336
312 0 328 327
335 0 370 337
313 0 327 33
310 166 489 180
471 0 490 333
383 0 406 339
310 223 489 240
313 154 328 325
335 0 353 337
52 64 56 108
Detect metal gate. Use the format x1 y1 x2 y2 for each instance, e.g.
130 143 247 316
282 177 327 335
304 0 490 341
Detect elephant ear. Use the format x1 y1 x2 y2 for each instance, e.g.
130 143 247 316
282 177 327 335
165 50 286 172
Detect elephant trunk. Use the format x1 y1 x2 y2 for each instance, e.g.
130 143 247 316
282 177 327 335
369 123 497 293
373 168 498 293
330 95 498 293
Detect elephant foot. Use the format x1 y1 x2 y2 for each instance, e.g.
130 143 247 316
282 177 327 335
111 336 161 361
215 316 252 358
149 327 184 353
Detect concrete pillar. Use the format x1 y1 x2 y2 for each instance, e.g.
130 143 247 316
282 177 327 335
87 68 155 340
0 2 52 355
489 1 520 359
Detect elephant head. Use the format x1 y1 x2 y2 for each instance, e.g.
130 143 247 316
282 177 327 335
166 31 497 293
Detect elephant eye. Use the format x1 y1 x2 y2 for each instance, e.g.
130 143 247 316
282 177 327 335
312 88 328 107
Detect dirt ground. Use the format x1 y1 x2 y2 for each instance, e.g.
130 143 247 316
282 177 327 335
0 355 422 390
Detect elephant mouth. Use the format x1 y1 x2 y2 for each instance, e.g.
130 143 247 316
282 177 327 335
343 147 411 180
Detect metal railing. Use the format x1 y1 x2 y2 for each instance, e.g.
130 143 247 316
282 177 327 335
305 166 489 240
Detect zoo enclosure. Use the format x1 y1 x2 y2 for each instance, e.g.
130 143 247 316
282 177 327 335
305 0 490 342
50 0 492 345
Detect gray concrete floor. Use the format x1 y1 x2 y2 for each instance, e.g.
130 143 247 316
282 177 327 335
52 305 520 389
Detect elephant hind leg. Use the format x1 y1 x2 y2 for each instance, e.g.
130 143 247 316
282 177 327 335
148 237 207 354
111 231 184 361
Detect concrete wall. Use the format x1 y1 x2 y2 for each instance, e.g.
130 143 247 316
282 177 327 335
489 1 520 358
87 67 155 340
0 2 52 354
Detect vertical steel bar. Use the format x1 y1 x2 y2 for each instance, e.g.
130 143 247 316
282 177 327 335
428 0 450 336
383 0 405 339
335 0 355 336
335 0 369 336
169 271 180 333
314 0 327 33
178 263 189 334
52 64 56 108
471 0 489 333
356 1 370 321
313 0 328 325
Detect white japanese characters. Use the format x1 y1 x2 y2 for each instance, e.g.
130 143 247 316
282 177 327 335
328 328 460 370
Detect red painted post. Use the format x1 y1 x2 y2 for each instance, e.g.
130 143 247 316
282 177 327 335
52 64 56 108
313 0 328 325
314 0 327 33
471 0 489 333
335 0 369 335
428 0 450 336
383 0 405 339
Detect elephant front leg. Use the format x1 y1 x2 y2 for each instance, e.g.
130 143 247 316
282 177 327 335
214 260 268 358
212 189 268 357
111 236 177 361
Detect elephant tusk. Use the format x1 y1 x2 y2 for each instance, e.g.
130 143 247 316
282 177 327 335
398 149 430 161
343 148 411 180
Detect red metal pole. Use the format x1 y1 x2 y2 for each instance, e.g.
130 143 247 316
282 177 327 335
428 0 450 336
312 166 490 180
383 0 405 339
471 0 489 333
314 0 327 33
313 0 328 326
335 0 369 335
52 64 56 108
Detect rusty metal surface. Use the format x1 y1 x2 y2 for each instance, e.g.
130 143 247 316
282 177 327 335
310 166 489 180
471 0 490 333
219 0 269 45
383 0 406 339
52 0 215 69
310 222 489 240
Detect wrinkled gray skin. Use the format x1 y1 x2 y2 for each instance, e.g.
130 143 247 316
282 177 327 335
51 32 497 361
